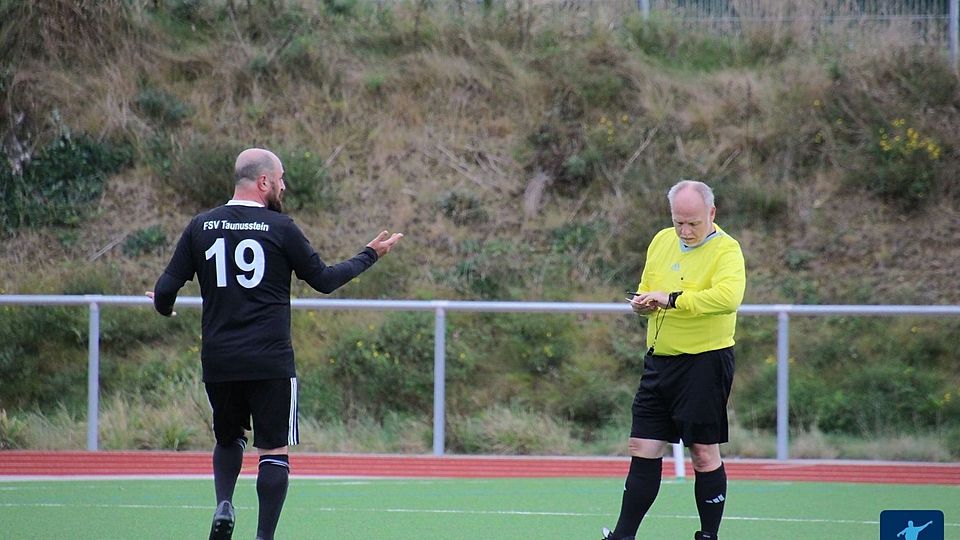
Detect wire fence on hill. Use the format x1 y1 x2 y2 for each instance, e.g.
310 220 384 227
474 0 959 64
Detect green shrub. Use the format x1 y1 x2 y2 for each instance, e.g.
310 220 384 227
1 132 132 232
851 118 942 212
278 33 341 86
550 220 604 254
0 265 180 411
281 150 337 211
712 179 788 229
0 305 88 410
438 190 488 226
443 239 527 299
464 313 576 382
123 225 167 257
159 136 237 210
556 367 629 429
136 85 192 128
741 355 951 436
321 312 474 420
625 15 738 72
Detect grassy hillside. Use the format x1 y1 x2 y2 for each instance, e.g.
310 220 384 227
1 0 958 458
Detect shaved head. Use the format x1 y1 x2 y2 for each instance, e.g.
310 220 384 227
235 148 281 185
233 148 285 212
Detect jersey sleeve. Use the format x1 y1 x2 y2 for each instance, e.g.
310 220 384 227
284 221 379 294
675 241 745 316
153 220 196 316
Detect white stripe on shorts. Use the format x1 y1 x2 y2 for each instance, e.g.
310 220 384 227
288 377 299 446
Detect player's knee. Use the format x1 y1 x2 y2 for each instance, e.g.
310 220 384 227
628 437 666 458
689 444 721 471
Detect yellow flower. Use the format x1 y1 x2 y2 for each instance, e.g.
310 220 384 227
813 99 822 107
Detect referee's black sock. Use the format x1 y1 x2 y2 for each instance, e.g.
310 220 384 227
612 457 662 539
694 463 727 537
256 454 289 540
212 436 246 503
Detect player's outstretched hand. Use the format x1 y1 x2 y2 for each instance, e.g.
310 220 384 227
144 291 176 317
367 230 403 258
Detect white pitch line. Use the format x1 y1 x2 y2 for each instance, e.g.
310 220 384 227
1 502 956 527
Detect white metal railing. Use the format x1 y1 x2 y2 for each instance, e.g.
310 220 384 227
2 295 959 470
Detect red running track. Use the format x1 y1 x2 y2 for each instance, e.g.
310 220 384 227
1 451 958 485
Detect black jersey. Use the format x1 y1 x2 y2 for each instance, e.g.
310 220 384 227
153 201 378 382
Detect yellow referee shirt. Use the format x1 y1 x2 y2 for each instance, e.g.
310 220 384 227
636 224 746 356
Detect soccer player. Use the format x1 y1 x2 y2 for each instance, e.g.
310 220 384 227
601 180 745 540
148 148 402 540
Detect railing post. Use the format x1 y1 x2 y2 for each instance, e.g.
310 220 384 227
672 442 685 479
433 304 447 456
638 0 650 19
950 0 958 71
776 310 790 460
87 298 101 451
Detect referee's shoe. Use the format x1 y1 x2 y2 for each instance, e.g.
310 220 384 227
209 500 235 540
600 527 634 540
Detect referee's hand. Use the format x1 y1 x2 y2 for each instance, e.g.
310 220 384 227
367 230 403 258
628 295 658 315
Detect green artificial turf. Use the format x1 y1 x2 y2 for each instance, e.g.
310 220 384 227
0 477 956 539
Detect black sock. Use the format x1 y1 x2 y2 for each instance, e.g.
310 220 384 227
612 457 662 539
212 437 246 503
695 463 727 537
256 454 290 540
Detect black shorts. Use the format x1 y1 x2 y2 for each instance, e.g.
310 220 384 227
205 377 300 449
630 347 734 446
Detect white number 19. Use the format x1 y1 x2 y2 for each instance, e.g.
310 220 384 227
204 238 265 288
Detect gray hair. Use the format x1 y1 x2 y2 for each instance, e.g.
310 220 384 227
667 180 715 209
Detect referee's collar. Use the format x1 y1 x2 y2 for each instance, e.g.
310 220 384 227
226 199 264 207
678 226 724 252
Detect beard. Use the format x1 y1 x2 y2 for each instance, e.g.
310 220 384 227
266 189 283 213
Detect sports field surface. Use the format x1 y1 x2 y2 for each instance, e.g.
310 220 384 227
1 452 958 539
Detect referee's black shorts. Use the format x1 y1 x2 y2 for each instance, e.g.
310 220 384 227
205 377 300 450
630 347 734 446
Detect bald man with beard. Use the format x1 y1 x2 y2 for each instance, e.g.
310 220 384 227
149 148 402 539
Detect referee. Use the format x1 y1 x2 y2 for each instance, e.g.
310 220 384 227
148 148 402 540
602 180 745 540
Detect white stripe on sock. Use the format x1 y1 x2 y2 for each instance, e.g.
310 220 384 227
288 377 299 446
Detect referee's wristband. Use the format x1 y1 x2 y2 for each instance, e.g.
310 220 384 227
668 291 682 309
